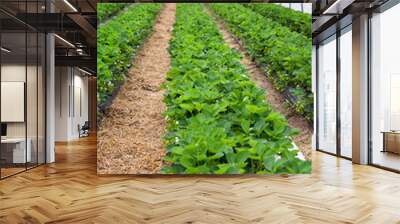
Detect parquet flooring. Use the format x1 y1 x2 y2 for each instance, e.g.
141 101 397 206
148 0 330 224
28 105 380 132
0 135 399 223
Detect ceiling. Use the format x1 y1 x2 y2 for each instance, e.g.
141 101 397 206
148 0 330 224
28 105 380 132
0 0 97 74
311 0 390 43
0 0 394 74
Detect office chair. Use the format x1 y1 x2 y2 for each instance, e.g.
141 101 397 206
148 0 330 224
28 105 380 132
79 121 90 138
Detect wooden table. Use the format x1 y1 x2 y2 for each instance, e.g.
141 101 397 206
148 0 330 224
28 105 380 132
381 131 400 154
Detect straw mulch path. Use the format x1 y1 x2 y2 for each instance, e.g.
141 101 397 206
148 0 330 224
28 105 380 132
97 4 176 174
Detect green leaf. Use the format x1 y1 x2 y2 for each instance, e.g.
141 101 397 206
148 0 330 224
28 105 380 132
179 156 195 169
236 151 250 163
179 103 194 113
185 165 211 174
215 164 231 174
240 119 250 133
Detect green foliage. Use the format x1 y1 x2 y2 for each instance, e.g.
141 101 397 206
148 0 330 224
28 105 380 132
243 3 311 38
97 3 129 24
161 4 311 174
210 4 313 121
97 4 161 106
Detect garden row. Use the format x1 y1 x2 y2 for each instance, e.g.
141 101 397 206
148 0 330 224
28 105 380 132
161 4 311 174
210 4 313 121
243 3 311 38
97 4 162 107
97 3 129 24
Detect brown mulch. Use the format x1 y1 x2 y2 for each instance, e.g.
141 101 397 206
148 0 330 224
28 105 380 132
97 4 176 174
207 8 312 160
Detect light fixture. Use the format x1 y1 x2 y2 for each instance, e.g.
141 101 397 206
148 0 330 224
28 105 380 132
1 47 11 53
63 0 78 12
322 0 354 15
323 0 341 14
76 48 86 56
54 34 75 48
78 67 93 76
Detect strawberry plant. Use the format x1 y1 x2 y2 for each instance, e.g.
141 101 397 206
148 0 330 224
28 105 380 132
243 3 311 38
161 4 311 174
97 3 129 24
209 4 313 121
97 4 161 107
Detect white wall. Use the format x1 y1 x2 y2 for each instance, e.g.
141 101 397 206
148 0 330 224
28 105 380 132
1 82 25 122
55 67 89 141
1 65 30 138
72 73 89 138
1 65 26 142
55 66 70 141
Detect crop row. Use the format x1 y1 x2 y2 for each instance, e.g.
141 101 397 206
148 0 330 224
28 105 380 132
161 4 311 174
243 3 311 38
97 4 162 107
209 4 313 121
97 3 129 24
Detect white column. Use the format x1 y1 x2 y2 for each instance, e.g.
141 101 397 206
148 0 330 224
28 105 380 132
352 14 369 164
46 32 55 163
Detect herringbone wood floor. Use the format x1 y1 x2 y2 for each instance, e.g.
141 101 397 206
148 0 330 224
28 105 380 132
0 135 399 223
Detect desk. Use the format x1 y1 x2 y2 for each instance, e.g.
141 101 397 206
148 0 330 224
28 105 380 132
1 138 31 163
382 131 400 155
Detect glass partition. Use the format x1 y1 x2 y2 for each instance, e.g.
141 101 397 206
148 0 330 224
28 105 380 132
370 3 400 171
317 35 337 154
1 31 28 177
339 26 352 158
0 1 46 179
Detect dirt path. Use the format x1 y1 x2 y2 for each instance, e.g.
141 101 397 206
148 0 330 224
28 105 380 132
97 4 176 174
206 8 312 160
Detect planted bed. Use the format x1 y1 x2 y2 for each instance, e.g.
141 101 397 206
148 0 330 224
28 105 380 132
161 4 311 174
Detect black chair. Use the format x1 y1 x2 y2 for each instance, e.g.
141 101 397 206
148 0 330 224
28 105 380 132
78 121 90 138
